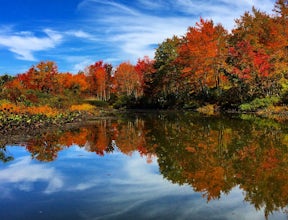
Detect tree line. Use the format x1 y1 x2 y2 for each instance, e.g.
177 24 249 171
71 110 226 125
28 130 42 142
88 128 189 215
1 0 288 111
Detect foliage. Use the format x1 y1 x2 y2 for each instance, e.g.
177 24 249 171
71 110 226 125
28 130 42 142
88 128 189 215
152 36 183 106
84 98 109 107
178 19 228 95
113 62 142 99
86 61 111 101
197 104 216 115
240 96 280 111
69 104 96 113
112 95 134 109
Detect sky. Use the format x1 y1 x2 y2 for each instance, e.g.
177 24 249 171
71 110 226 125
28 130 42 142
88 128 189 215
0 0 276 75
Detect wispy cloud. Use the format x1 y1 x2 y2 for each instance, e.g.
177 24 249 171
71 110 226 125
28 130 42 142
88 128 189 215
0 156 63 194
0 27 96 63
65 30 96 40
78 0 195 63
71 58 94 73
0 29 63 61
77 0 275 64
135 0 167 10
78 0 140 16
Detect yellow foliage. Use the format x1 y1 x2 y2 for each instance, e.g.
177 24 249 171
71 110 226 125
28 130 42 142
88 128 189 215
26 106 58 117
197 104 216 115
69 104 95 112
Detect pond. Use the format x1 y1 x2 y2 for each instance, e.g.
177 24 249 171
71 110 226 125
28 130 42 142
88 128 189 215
0 111 287 220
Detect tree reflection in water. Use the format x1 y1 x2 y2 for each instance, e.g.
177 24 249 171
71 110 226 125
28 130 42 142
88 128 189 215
5 112 288 218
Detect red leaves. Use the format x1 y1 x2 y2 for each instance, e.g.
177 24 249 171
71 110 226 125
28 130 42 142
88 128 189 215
135 56 155 95
87 61 111 100
229 40 272 81
253 51 270 77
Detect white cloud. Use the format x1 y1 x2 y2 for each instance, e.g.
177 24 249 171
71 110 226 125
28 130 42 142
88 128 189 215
0 156 63 194
0 28 94 65
136 0 167 10
0 148 285 219
72 59 94 73
78 0 139 16
62 56 94 73
0 29 63 61
65 30 95 40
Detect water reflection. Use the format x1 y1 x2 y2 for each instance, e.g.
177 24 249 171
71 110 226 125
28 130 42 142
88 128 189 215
2 112 288 219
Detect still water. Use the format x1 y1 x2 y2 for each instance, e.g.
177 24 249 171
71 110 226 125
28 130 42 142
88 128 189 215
0 111 287 220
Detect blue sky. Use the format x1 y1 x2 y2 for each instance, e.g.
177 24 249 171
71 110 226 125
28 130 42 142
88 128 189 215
0 0 275 75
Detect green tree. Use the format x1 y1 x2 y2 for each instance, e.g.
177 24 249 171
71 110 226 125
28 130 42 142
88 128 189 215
153 36 183 107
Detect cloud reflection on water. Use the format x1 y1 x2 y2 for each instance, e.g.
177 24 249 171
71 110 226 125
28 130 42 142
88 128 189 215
0 155 63 195
0 146 286 220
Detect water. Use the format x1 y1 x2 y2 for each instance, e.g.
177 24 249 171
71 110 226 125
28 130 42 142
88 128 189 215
0 111 287 220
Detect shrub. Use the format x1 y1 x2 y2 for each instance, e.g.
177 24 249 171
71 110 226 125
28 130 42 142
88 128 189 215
26 105 58 117
84 99 109 107
69 104 95 112
183 101 199 110
0 102 21 114
112 95 131 109
197 104 215 115
239 96 280 112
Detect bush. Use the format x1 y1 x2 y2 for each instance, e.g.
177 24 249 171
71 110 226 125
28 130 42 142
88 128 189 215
112 95 130 109
197 104 216 115
69 104 96 112
183 101 199 110
85 99 109 107
239 96 280 112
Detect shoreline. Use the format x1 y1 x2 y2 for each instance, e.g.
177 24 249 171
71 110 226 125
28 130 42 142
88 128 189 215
1 107 288 138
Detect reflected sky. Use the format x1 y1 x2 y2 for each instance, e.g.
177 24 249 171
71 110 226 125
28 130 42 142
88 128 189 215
0 144 286 220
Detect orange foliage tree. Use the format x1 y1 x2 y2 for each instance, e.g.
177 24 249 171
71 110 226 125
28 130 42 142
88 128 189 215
86 61 111 101
56 72 89 95
113 62 141 99
177 18 228 95
17 61 59 94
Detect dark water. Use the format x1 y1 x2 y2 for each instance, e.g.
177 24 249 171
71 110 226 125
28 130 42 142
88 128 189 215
0 111 288 220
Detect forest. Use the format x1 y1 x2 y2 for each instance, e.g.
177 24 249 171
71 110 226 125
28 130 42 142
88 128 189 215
0 0 288 128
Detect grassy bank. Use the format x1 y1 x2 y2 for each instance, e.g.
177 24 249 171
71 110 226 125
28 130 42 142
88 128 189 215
0 100 109 134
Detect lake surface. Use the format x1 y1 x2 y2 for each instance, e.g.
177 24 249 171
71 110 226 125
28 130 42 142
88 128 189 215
0 111 287 220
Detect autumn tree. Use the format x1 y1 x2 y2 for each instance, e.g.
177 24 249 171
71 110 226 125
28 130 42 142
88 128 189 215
18 61 59 94
86 61 111 101
226 6 284 100
231 8 274 50
2 78 25 103
226 40 274 99
113 61 141 99
135 56 155 102
177 18 228 98
271 0 288 92
56 72 89 96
